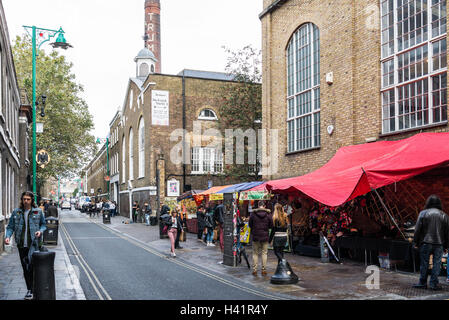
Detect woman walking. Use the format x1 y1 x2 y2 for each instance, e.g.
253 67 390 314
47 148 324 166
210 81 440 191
167 208 180 257
269 204 289 262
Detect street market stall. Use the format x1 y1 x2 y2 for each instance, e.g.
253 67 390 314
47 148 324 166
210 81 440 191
247 132 449 271
177 190 204 233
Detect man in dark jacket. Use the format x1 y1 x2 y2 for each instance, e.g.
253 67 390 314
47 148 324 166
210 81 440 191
214 201 225 251
46 201 59 218
413 195 449 290
197 205 206 242
248 201 273 276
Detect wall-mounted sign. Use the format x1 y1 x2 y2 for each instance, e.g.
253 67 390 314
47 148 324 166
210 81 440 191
167 179 180 197
151 90 169 126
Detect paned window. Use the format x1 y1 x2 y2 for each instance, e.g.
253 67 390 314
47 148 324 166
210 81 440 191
129 128 134 180
191 147 223 174
381 0 447 134
138 118 145 178
286 23 320 153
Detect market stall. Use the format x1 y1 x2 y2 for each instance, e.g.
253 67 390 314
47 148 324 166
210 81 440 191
177 190 204 233
247 132 449 271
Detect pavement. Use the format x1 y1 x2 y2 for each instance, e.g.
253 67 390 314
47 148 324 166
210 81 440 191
2 210 449 300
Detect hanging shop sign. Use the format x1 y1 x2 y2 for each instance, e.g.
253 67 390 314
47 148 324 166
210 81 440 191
239 191 271 201
167 179 180 197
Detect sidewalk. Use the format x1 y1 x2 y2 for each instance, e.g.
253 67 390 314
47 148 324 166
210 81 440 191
94 214 449 300
3 211 449 300
0 229 85 300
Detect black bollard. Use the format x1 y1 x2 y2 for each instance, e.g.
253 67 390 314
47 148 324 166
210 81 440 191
270 259 299 285
32 251 56 300
103 211 111 224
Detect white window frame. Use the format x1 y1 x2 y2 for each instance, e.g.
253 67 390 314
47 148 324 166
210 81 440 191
380 0 448 134
286 23 321 153
198 109 218 121
191 147 223 174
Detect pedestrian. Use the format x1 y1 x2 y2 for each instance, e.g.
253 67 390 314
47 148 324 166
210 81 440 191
144 201 152 226
214 201 225 251
47 200 58 218
413 194 449 290
111 201 117 217
205 204 216 246
167 208 180 257
175 206 185 249
44 200 50 213
38 200 45 213
4 191 47 300
96 199 103 217
196 205 206 242
132 201 140 223
269 203 289 262
249 200 273 276
107 200 115 217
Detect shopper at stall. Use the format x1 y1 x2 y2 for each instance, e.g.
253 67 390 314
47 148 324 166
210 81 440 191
205 205 216 246
214 201 225 251
249 201 273 276
269 204 289 262
196 205 206 242
413 194 449 290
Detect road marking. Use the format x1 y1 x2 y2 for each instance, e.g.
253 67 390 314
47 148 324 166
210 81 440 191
60 222 112 300
93 221 287 300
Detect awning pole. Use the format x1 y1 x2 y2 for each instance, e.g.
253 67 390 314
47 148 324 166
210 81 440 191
361 168 406 240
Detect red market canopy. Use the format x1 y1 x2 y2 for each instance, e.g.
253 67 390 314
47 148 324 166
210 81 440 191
258 132 449 207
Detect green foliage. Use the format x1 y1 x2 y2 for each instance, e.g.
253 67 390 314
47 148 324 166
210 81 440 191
73 188 79 198
12 35 97 186
218 45 262 181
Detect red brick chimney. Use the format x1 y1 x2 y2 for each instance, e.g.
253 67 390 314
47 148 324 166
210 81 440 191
144 0 161 73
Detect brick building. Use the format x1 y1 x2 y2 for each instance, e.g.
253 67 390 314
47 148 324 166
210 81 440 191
82 143 108 201
109 50 251 218
0 1 32 253
260 0 448 181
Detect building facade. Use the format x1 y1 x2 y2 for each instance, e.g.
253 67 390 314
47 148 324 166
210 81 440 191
0 1 32 252
260 0 448 180
83 143 109 201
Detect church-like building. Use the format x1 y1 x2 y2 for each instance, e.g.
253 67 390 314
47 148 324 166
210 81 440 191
83 0 259 218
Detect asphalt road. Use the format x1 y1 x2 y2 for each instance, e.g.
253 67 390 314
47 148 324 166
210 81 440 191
59 209 282 300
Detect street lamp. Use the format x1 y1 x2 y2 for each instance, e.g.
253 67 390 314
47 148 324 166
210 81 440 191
23 25 72 199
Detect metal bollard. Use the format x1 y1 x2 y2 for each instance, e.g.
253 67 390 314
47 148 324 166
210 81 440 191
32 251 56 300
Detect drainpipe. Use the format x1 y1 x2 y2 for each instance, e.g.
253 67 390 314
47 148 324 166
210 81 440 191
182 71 187 193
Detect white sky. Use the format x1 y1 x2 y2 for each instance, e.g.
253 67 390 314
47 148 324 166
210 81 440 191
2 0 263 139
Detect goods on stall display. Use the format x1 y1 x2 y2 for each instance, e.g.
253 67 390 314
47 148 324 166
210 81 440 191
240 222 251 244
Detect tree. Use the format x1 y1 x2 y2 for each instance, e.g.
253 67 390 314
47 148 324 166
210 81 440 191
218 45 262 181
12 35 97 191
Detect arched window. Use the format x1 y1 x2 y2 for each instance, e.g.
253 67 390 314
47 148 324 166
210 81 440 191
129 128 134 180
139 63 149 77
198 109 218 120
129 89 133 110
138 117 145 177
286 23 320 153
151 64 155 73
122 135 126 183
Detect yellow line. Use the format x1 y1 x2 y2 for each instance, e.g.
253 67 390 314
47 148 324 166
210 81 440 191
94 221 287 300
60 222 112 300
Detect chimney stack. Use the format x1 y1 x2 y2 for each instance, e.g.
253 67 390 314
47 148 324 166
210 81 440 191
144 0 161 73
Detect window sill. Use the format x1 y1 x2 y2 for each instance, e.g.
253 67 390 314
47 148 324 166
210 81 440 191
380 121 448 138
286 146 321 156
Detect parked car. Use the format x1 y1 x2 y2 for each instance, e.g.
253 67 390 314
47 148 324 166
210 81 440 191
61 201 71 210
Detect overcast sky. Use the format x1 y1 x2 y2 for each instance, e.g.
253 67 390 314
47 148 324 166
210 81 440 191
2 0 263 139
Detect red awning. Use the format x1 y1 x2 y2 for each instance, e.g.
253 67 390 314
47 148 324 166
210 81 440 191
260 132 449 207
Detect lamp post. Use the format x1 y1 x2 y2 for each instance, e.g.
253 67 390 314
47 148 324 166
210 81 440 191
23 25 72 199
